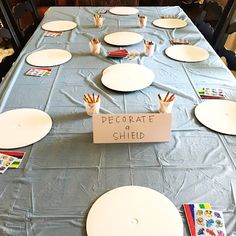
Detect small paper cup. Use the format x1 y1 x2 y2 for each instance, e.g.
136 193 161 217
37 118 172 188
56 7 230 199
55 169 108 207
84 100 100 116
138 15 147 28
158 97 175 113
89 40 101 55
94 15 104 28
144 41 155 57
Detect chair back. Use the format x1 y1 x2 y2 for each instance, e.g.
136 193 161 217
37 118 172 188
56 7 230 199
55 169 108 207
0 1 21 52
195 0 224 44
76 0 139 6
2 0 40 46
0 1 22 81
213 0 236 48
0 27 20 81
214 0 236 70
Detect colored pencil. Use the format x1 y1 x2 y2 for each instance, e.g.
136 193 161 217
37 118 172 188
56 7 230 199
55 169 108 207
92 93 95 102
83 96 89 103
164 92 170 102
167 93 175 102
84 94 100 103
96 95 100 102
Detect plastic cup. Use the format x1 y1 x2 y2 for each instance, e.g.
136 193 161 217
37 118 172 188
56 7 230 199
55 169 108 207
144 40 155 57
84 99 100 116
94 15 104 28
138 15 147 28
89 39 101 55
158 96 175 113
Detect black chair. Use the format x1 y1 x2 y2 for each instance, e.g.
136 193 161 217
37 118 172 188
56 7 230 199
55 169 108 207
194 0 224 45
179 0 206 23
0 1 22 82
76 0 139 6
2 0 40 46
214 0 236 70
0 1 21 52
0 27 21 81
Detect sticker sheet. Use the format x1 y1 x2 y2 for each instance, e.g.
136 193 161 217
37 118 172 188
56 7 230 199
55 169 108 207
197 88 225 99
44 31 62 37
0 151 26 168
195 208 226 236
171 38 189 45
183 203 212 236
25 67 52 77
0 154 15 174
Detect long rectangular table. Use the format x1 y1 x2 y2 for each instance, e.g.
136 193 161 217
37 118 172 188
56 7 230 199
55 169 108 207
0 6 236 235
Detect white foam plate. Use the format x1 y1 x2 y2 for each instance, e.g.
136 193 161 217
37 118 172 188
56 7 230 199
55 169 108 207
109 7 139 15
101 63 154 92
104 32 143 46
42 20 77 32
26 49 72 67
86 186 183 236
165 45 209 62
153 18 187 29
195 100 236 135
0 108 52 149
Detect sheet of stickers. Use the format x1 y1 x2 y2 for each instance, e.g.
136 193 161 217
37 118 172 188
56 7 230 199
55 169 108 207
194 208 226 236
44 31 62 37
197 88 225 99
0 152 26 173
25 67 52 77
0 153 15 173
183 203 226 236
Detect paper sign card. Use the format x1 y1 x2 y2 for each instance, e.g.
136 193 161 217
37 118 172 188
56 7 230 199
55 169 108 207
93 113 172 143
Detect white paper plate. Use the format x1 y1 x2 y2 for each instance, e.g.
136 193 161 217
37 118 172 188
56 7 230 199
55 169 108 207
195 100 236 135
42 20 77 32
104 32 143 46
165 45 209 62
153 18 187 29
109 7 139 15
26 49 72 67
101 63 154 92
0 108 52 149
86 186 183 236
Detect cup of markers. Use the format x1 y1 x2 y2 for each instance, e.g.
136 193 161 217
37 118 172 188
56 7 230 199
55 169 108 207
144 40 155 57
84 93 101 116
158 92 175 113
138 15 147 28
93 14 104 28
89 38 101 55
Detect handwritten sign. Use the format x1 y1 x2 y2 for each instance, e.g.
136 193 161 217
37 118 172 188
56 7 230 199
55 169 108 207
93 113 172 143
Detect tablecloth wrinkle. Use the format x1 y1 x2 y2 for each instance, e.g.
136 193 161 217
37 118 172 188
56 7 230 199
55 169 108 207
44 66 63 113
0 51 38 112
151 81 197 102
78 72 121 108
35 32 45 49
60 89 113 114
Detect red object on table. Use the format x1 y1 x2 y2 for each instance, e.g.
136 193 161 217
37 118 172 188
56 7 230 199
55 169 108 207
107 49 129 58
